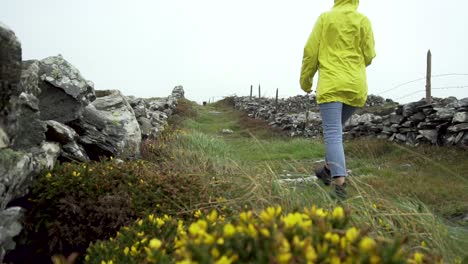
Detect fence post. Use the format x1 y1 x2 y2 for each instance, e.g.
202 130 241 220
258 84 261 99
250 85 253 100
426 50 432 104
275 88 279 106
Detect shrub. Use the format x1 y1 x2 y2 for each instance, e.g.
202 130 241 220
85 205 440 264
22 158 209 258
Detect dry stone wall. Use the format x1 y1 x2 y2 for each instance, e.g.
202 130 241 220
233 95 468 149
0 22 185 261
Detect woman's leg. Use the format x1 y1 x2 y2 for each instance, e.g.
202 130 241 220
319 102 348 179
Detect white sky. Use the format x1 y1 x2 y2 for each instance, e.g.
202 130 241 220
2 0 468 104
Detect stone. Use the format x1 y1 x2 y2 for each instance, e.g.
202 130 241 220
417 121 443 129
402 101 426 117
44 120 78 144
10 92 46 151
418 130 438 144
138 117 153 139
453 112 468 123
0 142 60 209
395 133 406 142
74 90 141 160
408 112 426 122
401 121 414 128
222 129 234 134
389 114 404 124
19 60 41 96
133 100 147 119
459 98 468 108
0 207 24 261
172 85 185 99
427 108 455 122
0 22 22 111
37 55 95 123
447 123 468 133
61 141 89 162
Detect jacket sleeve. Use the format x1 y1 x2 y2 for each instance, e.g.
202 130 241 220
300 15 323 93
362 18 376 67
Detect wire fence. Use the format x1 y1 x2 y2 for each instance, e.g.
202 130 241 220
377 73 468 101
204 73 468 104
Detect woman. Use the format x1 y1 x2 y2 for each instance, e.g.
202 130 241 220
300 0 376 199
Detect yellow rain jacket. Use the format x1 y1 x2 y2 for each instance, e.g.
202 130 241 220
300 0 376 107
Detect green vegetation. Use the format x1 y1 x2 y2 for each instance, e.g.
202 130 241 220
21 99 468 263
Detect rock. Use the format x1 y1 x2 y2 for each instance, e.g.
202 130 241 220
74 90 141 160
441 96 459 108
453 112 468 123
0 142 60 209
132 100 148 119
138 117 153 139
402 101 426 117
61 141 89 162
459 98 468 108
19 60 41 96
447 123 468 133
418 130 438 144
389 114 404 124
0 22 22 150
366 95 385 106
172 85 185 99
44 120 78 144
222 129 234 134
408 112 426 122
427 108 455 122
0 22 22 111
0 128 8 148
10 92 46 150
0 207 24 261
37 55 95 123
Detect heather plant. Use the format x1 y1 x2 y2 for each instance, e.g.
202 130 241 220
22 158 209 258
85 205 439 264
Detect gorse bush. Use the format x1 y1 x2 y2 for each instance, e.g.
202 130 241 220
23 158 209 257
85 205 439 264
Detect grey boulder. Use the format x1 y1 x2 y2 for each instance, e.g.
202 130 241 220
37 55 96 123
75 90 141 160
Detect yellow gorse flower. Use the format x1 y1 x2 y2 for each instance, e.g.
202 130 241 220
332 206 345 220
345 227 359 242
359 237 376 253
223 223 236 237
149 238 162 250
260 206 282 223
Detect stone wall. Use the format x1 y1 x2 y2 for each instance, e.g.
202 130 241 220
232 95 468 149
0 22 185 261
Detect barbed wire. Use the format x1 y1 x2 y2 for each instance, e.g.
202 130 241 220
395 85 468 100
378 73 468 95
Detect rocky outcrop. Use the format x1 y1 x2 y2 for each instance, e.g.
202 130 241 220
0 22 22 149
127 88 182 139
37 55 96 123
0 22 185 261
71 90 141 160
233 95 468 149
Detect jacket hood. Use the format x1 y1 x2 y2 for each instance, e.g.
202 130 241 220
334 0 359 9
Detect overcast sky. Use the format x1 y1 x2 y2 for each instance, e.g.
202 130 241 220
2 0 468 103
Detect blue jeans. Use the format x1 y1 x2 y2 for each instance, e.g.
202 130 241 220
319 102 356 178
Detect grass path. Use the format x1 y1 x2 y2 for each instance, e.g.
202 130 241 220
172 100 468 261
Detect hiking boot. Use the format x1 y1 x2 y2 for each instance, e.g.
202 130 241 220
315 166 332 186
334 183 347 200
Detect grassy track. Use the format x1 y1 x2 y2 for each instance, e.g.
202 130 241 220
165 99 468 262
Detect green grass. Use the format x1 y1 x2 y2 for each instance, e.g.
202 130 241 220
162 99 468 262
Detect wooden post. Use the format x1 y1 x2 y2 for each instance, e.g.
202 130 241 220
275 88 279 105
258 84 261 99
426 50 432 104
250 85 253 100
